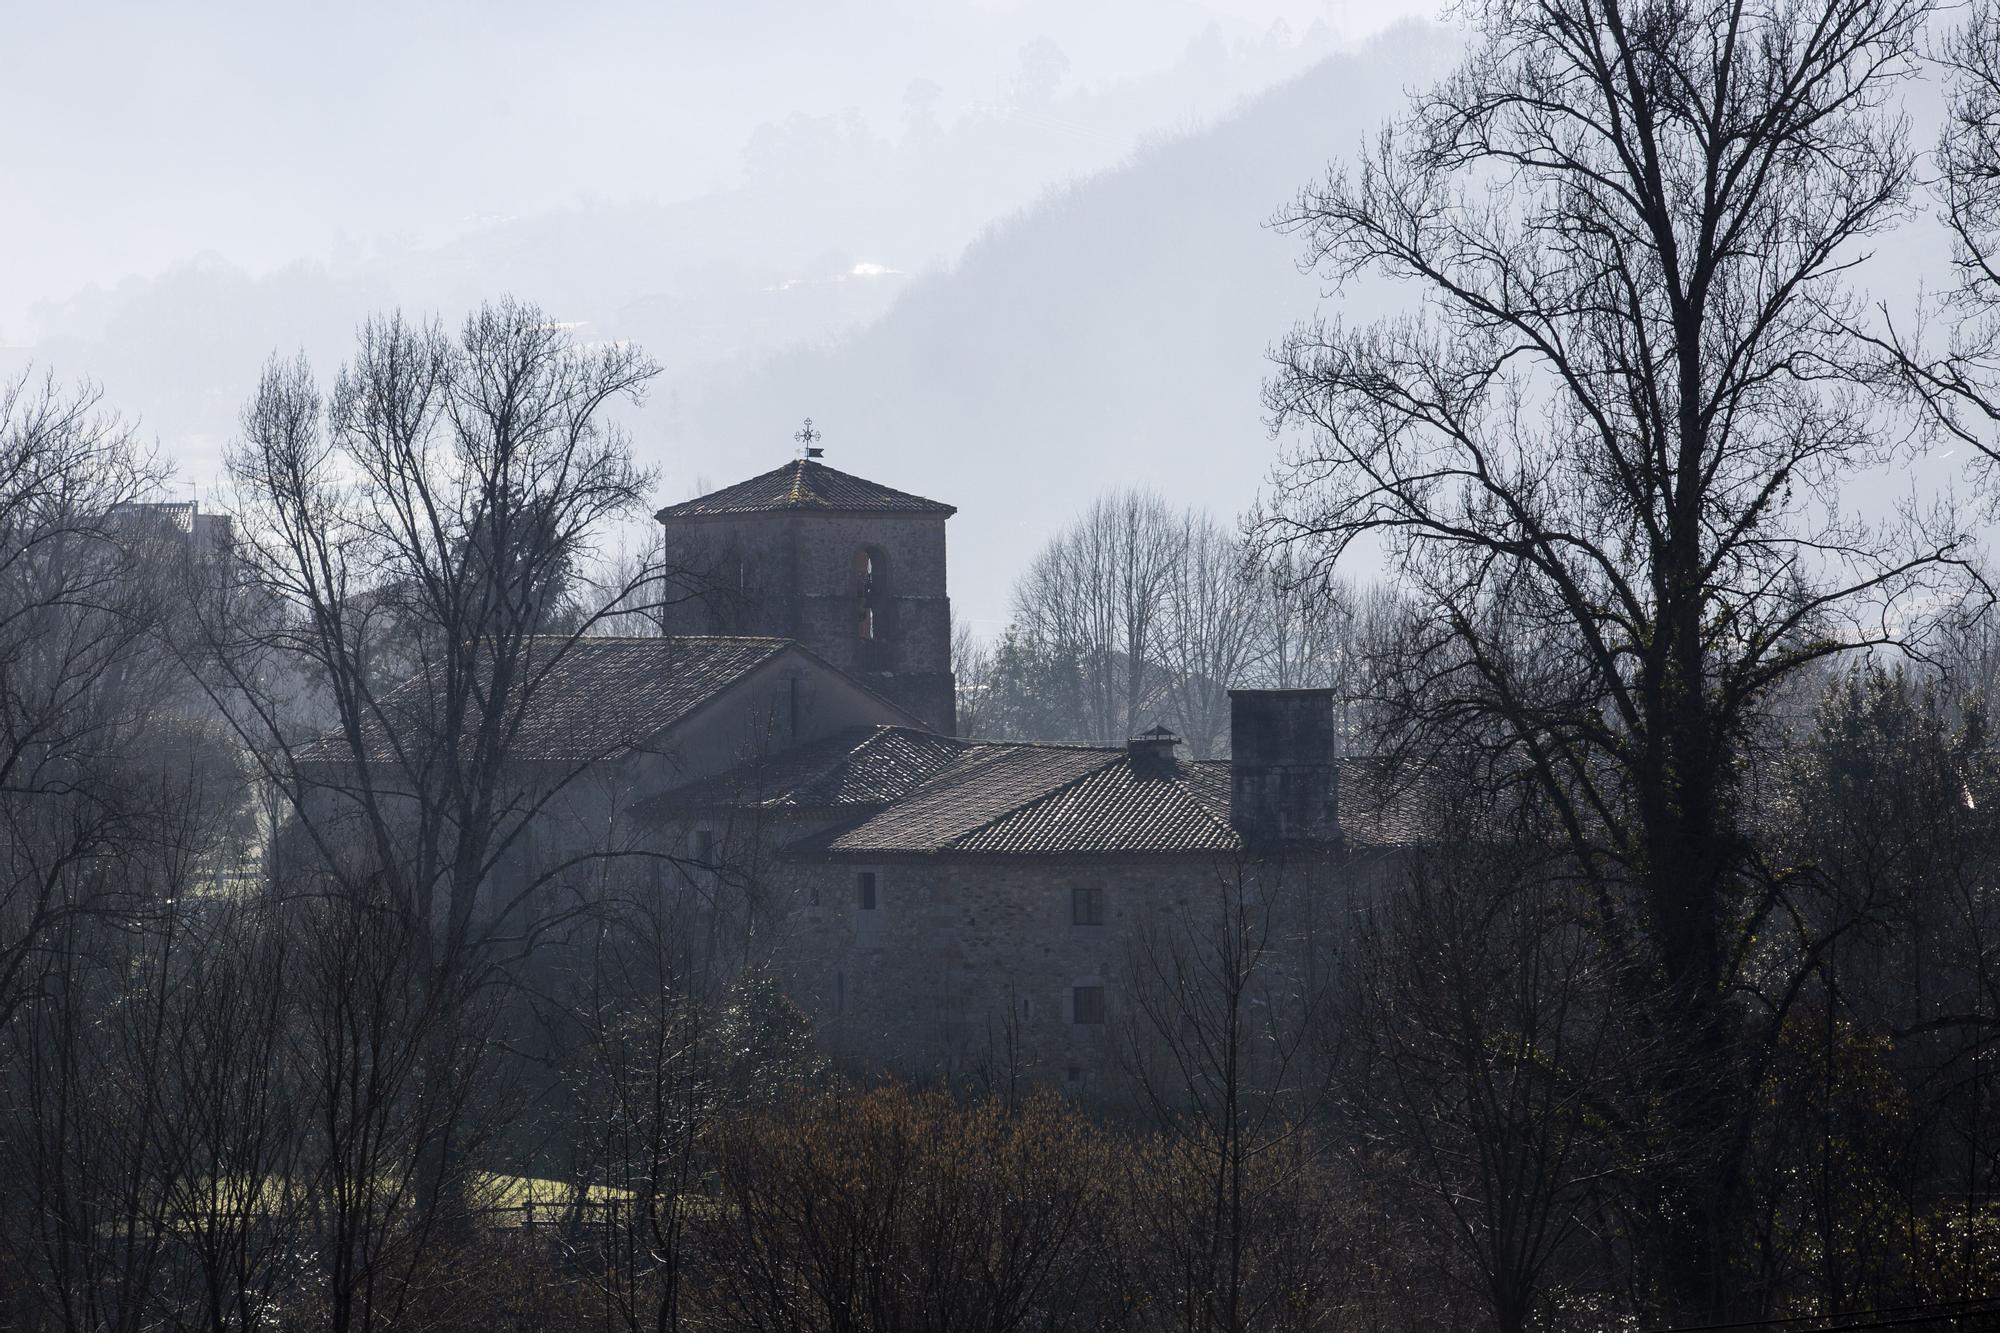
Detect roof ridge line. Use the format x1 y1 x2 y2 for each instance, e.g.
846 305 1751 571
961 739 1127 754
887 739 1088 805
530 633 793 646
653 456 956 520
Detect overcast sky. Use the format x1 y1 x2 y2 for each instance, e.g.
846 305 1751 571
3 0 1434 330
1 1 1479 627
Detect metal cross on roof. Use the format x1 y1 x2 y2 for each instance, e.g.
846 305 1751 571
794 418 824 458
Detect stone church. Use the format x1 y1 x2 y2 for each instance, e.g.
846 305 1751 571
315 452 1416 1094
598 455 1414 1091
652 456 959 733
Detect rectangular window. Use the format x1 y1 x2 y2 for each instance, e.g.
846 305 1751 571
858 871 878 911
1072 985 1105 1025
1072 884 1104 926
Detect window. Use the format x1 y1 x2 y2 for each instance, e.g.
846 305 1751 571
857 871 878 911
1071 884 1104 926
1072 985 1105 1025
854 548 884 642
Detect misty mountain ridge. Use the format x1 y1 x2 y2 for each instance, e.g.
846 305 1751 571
9 15 1953 633
707 16 1957 629
670 23 1458 627
3 15 1366 476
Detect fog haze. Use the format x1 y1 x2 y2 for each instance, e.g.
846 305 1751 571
4 1 1960 626
6 1 1429 315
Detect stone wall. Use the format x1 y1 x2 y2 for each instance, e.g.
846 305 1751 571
656 510 956 733
791 513 954 733
621 791 1416 1108
753 850 1383 1101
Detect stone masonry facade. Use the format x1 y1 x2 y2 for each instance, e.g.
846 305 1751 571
656 461 957 734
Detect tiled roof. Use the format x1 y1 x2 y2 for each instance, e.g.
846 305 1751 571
951 757 1238 855
642 725 969 814
792 744 1238 858
1331 755 1439 849
298 636 792 766
786 748 1438 858
654 459 955 520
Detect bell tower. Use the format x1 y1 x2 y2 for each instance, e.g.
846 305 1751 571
654 437 958 735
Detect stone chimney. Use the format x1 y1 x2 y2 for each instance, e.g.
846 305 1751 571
1229 689 1340 847
1127 724 1180 778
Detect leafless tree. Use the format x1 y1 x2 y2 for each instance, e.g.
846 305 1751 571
1262 0 1981 1317
558 849 747 1333
177 300 660 1322
0 373 174 1039
703 1085 1102 1333
1869 0 2000 474
1 718 284 1333
1118 851 1342 1332
1238 563 1407 749
1158 513 1265 759
155 894 309 1333
1744 663 2000 1313
285 883 512 1333
1012 489 1179 745
207 300 659 951
582 528 672 639
951 615 996 740
1349 793 1641 1333
1244 549 1347 694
